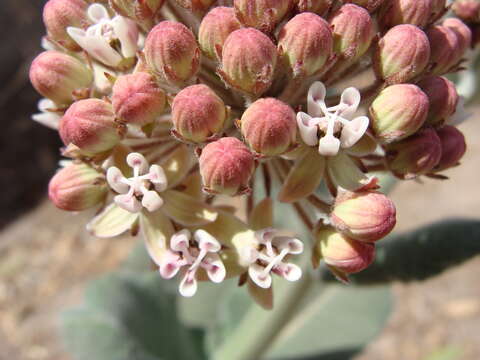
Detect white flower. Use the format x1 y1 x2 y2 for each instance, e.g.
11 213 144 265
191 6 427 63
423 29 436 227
31 99 61 130
242 228 304 289
67 4 139 67
297 81 369 157
159 229 226 297
106 152 167 213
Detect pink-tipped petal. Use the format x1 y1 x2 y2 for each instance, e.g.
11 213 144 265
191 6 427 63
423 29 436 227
273 236 304 255
195 230 221 252
159 251 182 279
148 165 168 192
249 263 272 289
87 3 110 22
340 116 370 148
307 81 327 116
297 112 319 146
179 272 198 297
126 152 148 173
106 167 129 193
339 87 361 118
205 254 226 283
281 263 302 282
170 229 191 252
141 190 164 212
114 193 142 213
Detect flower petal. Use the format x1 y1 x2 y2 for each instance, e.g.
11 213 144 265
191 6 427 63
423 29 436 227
87 3 110 23
280 263 302 282
339 87 361 119
340 116 369 149
248 263 272 289
148 165 168 192
114 194 142 213
248 197 273 230
307 81 326 117
170 229 191 252
32 111 60 130
272 236 304 255
106 167 129 193
247 278 273 310
179 272 198 297
111 16 138 58
195 229 221 252
297 112 319 146
158 145 195 189
204 253 226 283
161 190 218 226
158 251 182 279
86 203 138 238
126 152 148 174
327 152 377 192
141 190 164 212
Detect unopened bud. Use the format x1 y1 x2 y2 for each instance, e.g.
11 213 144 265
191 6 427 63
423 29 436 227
234 0 293 33
112 72 166 126
434 125 467 172
43 0 89 50
60 99 122 155
379 0 433 29
174 0 215 12
198 7 241 60
418 76 459 126
110 0 165 23
313 226 375 274
240 98 296 156
29 51 93 105
343 0 387 12
374 24 430 84
48 162 107 211
278 13 333 77
295 0 333 15
331 191 396 242
427 25 463 75
452 0 480 23
144 21 200 85
329 4 375 62
369 84 429 143
171 84 227 143
443 18 473 53
219 28 277 96
385 128 442 179
199 137 255 195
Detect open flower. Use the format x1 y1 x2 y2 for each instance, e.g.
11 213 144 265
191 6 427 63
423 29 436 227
297 81 369 156
67 3 139 67
159 229 226 297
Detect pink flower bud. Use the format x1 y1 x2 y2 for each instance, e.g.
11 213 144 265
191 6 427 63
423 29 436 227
434 125 467 172
144 21 200 85
48 162 107 211
369 84 429 143
112 72 166 126
295 0 333 15
443 17 473 53
174 0 216 12
233 0 293 33
427 25 463 75
110 0 165 22
313 227 375 274
452 0 480 23
373 24 430 84
43 0 89 50
342 0 387 12
199 137 255 195
329 4 375 62
219 28 277 96
331 191 396 243
418 76 459 126
379 0 433 29
29 51 93 105
60 99 122 155
198 7 242 60
278 13 333 77
240 98 296 156
171 84 227 143
385 128 442 179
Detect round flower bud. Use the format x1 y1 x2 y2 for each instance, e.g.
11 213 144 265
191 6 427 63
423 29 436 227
171 84 227 143
385 128 442 179
144 21 200 85
278 13 333 77
379 0 433 29
48 162 107 211
373 24 430 84
43 0 89 50
110 0 165 23
443 18 473 53
329 4 375 62
296 0 332 15
199 137 255 195
369 84 429 143
452 0 480 23
233 0 293 33
427 25 463 75
29 51 93 106
219 28 277 96
313 227 375 274
60 99 122 155
240 98 296 156
434 125 467 172
198 7 242 60
418 76 459 126
112 72 166 126
331 191 396 243
343 0 387 12
174 0 215 12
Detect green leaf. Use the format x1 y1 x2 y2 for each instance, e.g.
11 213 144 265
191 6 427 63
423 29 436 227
324 219 480 285
62 271 206 360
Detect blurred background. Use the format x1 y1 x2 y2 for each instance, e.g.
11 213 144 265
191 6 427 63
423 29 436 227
0 1 479 360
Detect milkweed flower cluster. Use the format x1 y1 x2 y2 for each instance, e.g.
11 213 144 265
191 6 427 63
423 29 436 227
30 0 472 307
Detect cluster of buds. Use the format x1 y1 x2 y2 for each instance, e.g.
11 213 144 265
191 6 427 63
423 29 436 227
30 0 472 306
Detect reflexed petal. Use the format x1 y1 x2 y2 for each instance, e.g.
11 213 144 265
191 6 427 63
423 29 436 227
179 272 198 297
339 87 361 119
307 81 326 117
158 250 182 279
249 263 272 289
32 112 60 130
106 167 129 193
278 148 326 203
111 16 138 58
140 210 174 265
195 230 221 252
280 263 302 282
204 254 226 283
247 278 273 310
87 203 139 238
87 3 110 23
273 237 304 254
297 112 319 146
346 133 378 157
126 152 148 173
319 135 340 156
170 229 191 252
327 152 377 192
254 228 277 244
248 197 273 230
141 191 164 212
161 190 218 226
158 145 194 188
340 116 369 149
148 165 168 192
